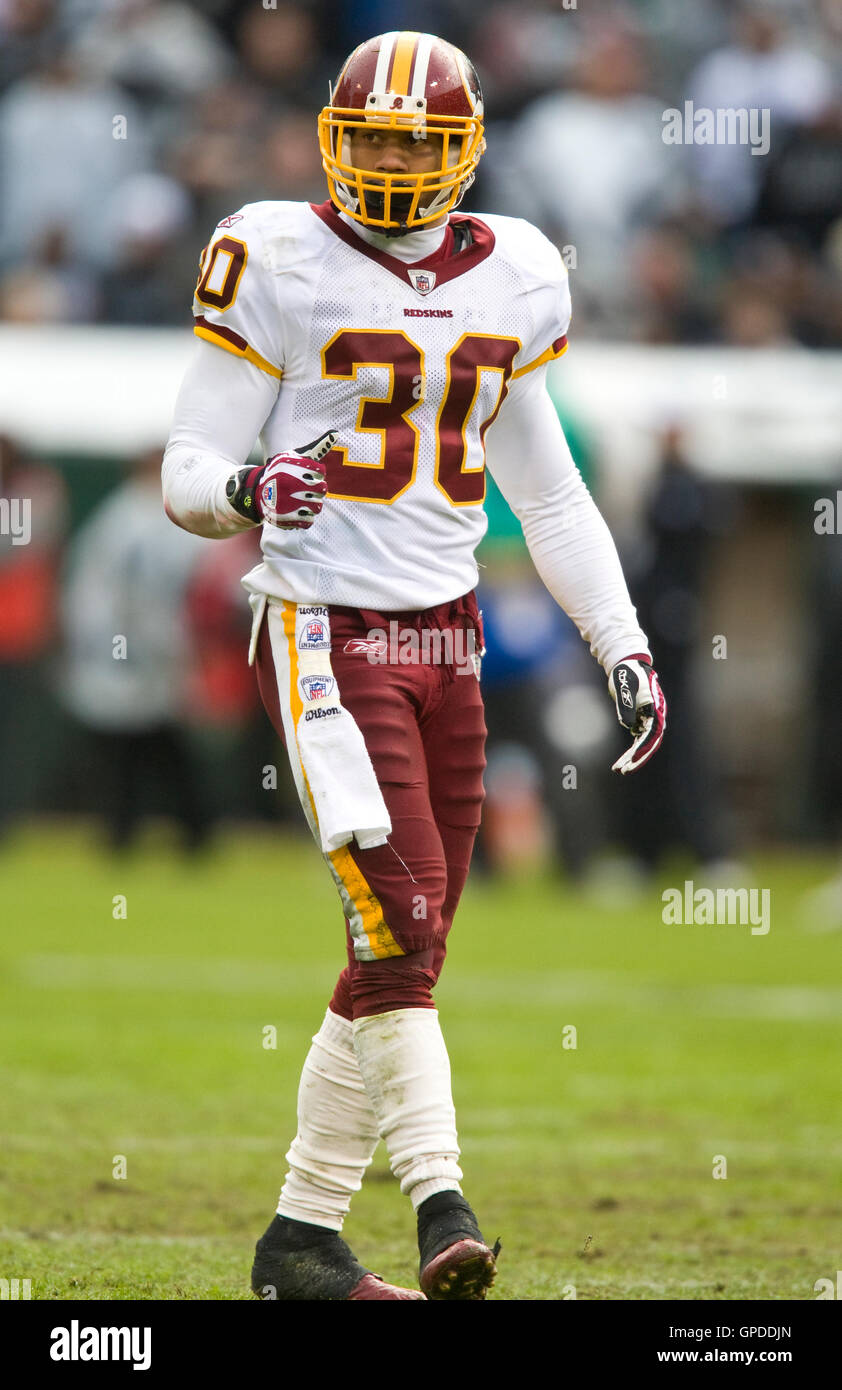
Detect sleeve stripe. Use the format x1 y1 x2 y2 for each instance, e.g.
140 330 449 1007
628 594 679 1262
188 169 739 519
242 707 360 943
511 334 568 380
194 316 283 380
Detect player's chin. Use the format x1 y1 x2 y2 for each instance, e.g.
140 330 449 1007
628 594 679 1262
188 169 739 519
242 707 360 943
367 193 415 235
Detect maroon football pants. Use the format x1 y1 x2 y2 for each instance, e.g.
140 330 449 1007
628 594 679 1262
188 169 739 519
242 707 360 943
254 592 486 1020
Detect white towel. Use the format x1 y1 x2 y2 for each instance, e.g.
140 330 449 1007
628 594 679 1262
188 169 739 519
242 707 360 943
247 592 267 667
296 703 391 853
263 598 391 854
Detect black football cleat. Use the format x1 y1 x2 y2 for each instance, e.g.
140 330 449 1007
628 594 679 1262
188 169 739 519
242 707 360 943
417 1192 500 1300
252 1214 426 1301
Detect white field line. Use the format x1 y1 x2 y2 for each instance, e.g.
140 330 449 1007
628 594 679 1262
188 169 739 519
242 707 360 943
444 973 842 1021
0 1229 245 1246
0 1134 285 1151
7 1125 842 1161
13 956 842 1020
15 954 331 994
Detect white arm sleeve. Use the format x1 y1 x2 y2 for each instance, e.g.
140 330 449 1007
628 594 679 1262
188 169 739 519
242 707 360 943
162 339 280 539
485 364 651 674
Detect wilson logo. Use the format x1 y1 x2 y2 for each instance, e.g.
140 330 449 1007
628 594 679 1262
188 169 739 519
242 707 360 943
304 705 340 722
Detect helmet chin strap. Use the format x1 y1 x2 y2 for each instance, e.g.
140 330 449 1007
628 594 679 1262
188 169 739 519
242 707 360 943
336 185 441 236
378 221 413 239
350 171 474 235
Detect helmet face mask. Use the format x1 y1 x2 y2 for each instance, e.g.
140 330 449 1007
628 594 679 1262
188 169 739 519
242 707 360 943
318 32 485 235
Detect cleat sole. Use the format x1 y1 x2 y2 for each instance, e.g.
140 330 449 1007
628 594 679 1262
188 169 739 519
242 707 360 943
420 1238 498 1301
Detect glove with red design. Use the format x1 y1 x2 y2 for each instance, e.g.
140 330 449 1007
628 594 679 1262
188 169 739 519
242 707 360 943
607 653 666 774
225 430 336 529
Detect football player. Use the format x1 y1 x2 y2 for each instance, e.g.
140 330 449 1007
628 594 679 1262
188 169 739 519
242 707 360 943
163 31 665 1301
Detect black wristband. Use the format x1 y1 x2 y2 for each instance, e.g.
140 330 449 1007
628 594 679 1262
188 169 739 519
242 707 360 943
225 465 264 521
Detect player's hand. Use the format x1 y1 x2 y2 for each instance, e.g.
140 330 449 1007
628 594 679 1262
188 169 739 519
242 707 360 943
225 430 336 529
607 654 666 774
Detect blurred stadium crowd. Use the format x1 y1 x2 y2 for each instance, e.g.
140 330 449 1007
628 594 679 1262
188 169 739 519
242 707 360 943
1 0 841 344
1 0 841 890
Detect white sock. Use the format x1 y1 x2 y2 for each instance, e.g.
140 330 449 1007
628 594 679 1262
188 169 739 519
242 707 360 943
276 1008 380 1232
352 1007 463 1210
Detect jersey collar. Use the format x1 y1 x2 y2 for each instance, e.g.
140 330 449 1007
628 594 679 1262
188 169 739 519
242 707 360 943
310 200 496 293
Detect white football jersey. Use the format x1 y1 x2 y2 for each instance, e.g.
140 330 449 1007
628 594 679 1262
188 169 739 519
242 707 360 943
193 200 570 611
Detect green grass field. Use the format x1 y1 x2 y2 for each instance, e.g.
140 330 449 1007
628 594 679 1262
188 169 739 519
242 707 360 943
1 823 841 1301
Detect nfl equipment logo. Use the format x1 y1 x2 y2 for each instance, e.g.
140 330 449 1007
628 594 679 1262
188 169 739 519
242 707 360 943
300 674 334 701
408 269 436 295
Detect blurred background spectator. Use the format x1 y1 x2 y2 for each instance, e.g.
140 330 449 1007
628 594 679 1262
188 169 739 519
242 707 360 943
688 2 835 228
0 434 68 831
611 425 740 878
0 0 836 345
58 446 212 851
486 17 687 335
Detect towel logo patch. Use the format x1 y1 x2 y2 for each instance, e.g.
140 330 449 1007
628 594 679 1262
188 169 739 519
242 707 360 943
300 674 335 701
304 705 340 721
299 618 329 650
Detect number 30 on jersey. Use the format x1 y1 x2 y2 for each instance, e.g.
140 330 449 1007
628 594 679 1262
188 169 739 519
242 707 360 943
320 329 521 507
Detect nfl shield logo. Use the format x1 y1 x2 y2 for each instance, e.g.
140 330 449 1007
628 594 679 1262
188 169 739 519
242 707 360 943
408 268 436 295
296 605 330 651
300 674 335 701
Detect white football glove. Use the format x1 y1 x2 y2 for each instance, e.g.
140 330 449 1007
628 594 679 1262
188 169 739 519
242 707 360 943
608 654 666 774
225 430 336 529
